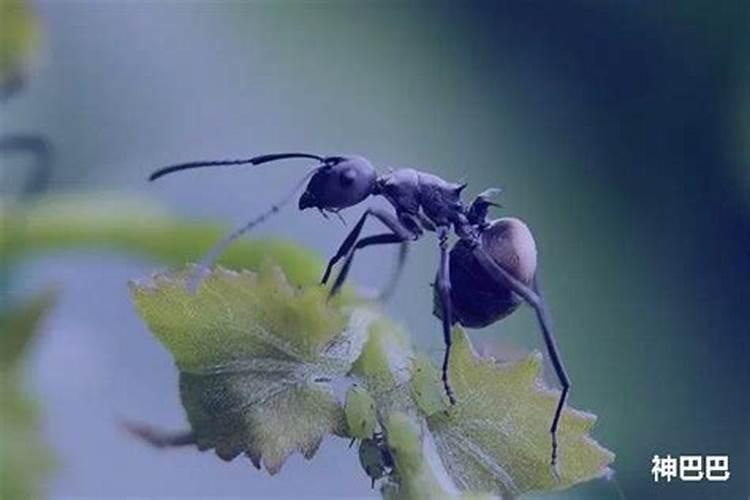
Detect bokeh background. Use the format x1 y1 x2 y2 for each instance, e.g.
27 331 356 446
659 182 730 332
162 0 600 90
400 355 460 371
2 1 749 499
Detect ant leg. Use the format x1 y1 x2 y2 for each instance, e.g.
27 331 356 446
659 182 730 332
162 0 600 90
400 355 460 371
382 236 409 300
471 246 570 475
329 233 408 299
354 233 409 300
324 207 414 298
122 421 195 449
321 210 370 285
531 273 570 477
435 226 457 405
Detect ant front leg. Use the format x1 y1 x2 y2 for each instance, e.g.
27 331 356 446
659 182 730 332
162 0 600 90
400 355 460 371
321 209 371 285
323 207 415 299
471 244 570 476
435 226 457 405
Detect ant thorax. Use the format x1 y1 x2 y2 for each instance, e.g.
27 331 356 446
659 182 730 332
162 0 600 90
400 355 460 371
377 168 468 230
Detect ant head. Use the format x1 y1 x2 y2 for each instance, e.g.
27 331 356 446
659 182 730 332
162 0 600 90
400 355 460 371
298 155 377 211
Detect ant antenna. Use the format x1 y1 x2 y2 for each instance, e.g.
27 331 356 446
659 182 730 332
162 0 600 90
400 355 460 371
148 152 326 181
186 165 323 293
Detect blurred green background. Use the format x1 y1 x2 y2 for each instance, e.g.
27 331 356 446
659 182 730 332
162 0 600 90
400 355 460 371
1 1 748 499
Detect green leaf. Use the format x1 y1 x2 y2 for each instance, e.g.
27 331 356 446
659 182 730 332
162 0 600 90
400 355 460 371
0 0 39 86
350 321 496 498
381 413 496 500
0 289 55 368
410 354 450 417
350 318 416 415
1 194 323 286
425 329 614 497
351 324 612 498
130 264 372 474
0 291 56 500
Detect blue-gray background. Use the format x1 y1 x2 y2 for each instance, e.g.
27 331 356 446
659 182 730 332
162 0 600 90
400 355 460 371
3 1 749 499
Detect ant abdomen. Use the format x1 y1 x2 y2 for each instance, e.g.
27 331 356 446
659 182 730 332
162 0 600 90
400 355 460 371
440 217 538 328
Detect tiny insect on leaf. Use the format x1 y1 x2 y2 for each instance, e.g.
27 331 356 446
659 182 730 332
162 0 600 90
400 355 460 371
345 385 378 441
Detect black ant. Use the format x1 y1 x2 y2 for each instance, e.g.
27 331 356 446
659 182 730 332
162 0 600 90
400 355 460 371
149 152 571 472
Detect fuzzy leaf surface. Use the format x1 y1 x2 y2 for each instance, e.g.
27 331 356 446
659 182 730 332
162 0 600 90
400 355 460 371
425 329 614 498
382 412 497 500
131 264 371 473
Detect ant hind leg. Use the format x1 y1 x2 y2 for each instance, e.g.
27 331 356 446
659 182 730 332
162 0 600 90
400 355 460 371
470 244 570 476
329 232 408 299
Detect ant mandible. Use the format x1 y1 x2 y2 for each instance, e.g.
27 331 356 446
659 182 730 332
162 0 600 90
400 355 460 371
149 152 571 471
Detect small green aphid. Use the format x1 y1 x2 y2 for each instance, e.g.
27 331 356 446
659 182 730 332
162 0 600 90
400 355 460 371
344 384 378 441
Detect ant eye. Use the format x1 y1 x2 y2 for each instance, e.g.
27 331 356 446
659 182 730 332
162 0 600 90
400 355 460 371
340 168 357 186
